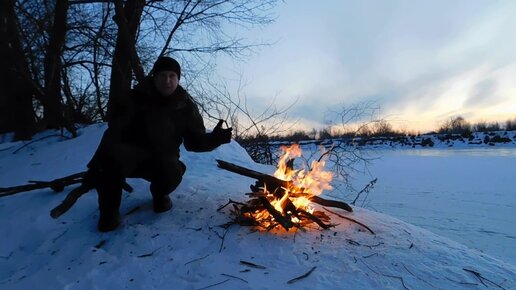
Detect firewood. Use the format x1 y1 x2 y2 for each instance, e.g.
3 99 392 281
216 159 293 189
217 159 353 212
297 209 333 230
309 195 352 212
50 180 133 219
258 196 294 230
0 171 85 198
50 184 92 218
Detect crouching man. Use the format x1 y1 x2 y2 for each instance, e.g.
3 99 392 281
83 56 232 232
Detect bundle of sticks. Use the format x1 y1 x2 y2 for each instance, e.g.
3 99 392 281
216 160 352 231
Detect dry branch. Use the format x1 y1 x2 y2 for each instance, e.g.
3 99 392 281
216 159 292 189
216 159 352 212
0 171 86 198
0 169 134 218
258 196 295 230
50 179 133 218
287 266 317 284
297 209 332 230
309 195 352 212
50 184 92 218
323 207 375 235
240 260 266 269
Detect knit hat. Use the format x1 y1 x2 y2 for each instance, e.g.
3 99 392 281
151 56 181 80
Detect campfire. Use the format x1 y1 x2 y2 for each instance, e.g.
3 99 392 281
217 144 353 231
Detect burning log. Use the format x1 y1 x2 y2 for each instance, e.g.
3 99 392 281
216 159 292 190
216 159 352 212
216 158 353 231
258 196 295 230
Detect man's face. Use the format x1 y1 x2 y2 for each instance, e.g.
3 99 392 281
153 70 179 97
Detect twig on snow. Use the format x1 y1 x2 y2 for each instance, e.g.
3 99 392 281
94 239 107 249
213 227 231 253
359 259 409 290
197 278 230 290
217 199 247 211
444 277 478 286
184 254 210 266
362 253 378 259
51 229 68 243
0 252 13 260
346 238 383 249
402 263 438 289
137 247 161 258
221 273 248 283
323 207 375 235
240 260 266 269
13 134 68 154
463 268 506 290
287 266 317 284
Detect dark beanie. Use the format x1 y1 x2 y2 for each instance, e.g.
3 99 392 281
152 56 181 79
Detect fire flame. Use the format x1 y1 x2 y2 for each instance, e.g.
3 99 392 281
273 144 333 196
250 144 333 229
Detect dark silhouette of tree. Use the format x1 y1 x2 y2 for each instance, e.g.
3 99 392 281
0 0 37 140
1 0 279 139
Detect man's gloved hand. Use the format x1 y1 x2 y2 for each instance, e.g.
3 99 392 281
212 119 232 145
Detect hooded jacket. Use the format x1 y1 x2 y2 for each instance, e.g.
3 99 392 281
88 77 219 173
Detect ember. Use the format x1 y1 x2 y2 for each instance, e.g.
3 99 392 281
217 144 352 231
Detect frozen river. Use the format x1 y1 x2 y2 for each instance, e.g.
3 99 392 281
348 147 516 265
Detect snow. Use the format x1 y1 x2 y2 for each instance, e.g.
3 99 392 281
351 147 516 266
1 124 515 290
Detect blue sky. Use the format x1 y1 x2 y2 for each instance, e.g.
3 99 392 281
216 0 516 132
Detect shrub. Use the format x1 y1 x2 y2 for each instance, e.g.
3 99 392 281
421 138 434 147
490 135 512 143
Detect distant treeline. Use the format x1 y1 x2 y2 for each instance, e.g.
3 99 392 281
238 116 516 143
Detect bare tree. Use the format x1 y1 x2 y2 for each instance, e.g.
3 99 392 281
42 0 70 131
194 77 294 164
438 116 471 135
0 0 37 140
106 0 145 122
315 101 383 202
2 0 280 139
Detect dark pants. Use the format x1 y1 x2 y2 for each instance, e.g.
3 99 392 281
93 143 185 218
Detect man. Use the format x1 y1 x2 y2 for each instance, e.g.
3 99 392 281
84 56 232 232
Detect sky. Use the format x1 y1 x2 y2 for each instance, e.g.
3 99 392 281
217 0 516 133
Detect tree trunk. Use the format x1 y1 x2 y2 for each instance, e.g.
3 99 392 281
42 0 69 129
0 0 37 140
106 0 145 123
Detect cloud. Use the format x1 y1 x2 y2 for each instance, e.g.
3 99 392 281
216 0 516 132
465 78 498 108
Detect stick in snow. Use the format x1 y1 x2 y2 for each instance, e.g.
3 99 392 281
239 260 266 269
287 266 317 284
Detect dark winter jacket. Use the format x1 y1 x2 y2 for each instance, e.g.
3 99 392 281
88 77 220 174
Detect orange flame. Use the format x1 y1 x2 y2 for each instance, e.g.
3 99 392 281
252 144 333 228
273 144 333 195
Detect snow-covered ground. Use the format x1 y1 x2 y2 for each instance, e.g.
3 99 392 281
1 124 515 289
350 147 516 265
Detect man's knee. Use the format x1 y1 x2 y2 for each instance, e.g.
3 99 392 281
149 158 185 196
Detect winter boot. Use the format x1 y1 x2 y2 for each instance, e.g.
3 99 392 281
153 195 173 213
98 212 121 232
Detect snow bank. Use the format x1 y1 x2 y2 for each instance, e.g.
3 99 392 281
0 124 515 289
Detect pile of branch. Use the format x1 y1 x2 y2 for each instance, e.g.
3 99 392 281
0 172 86 198
216 160 353 231
0 171 132 219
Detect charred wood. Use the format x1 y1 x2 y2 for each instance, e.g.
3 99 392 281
217 159 353 212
